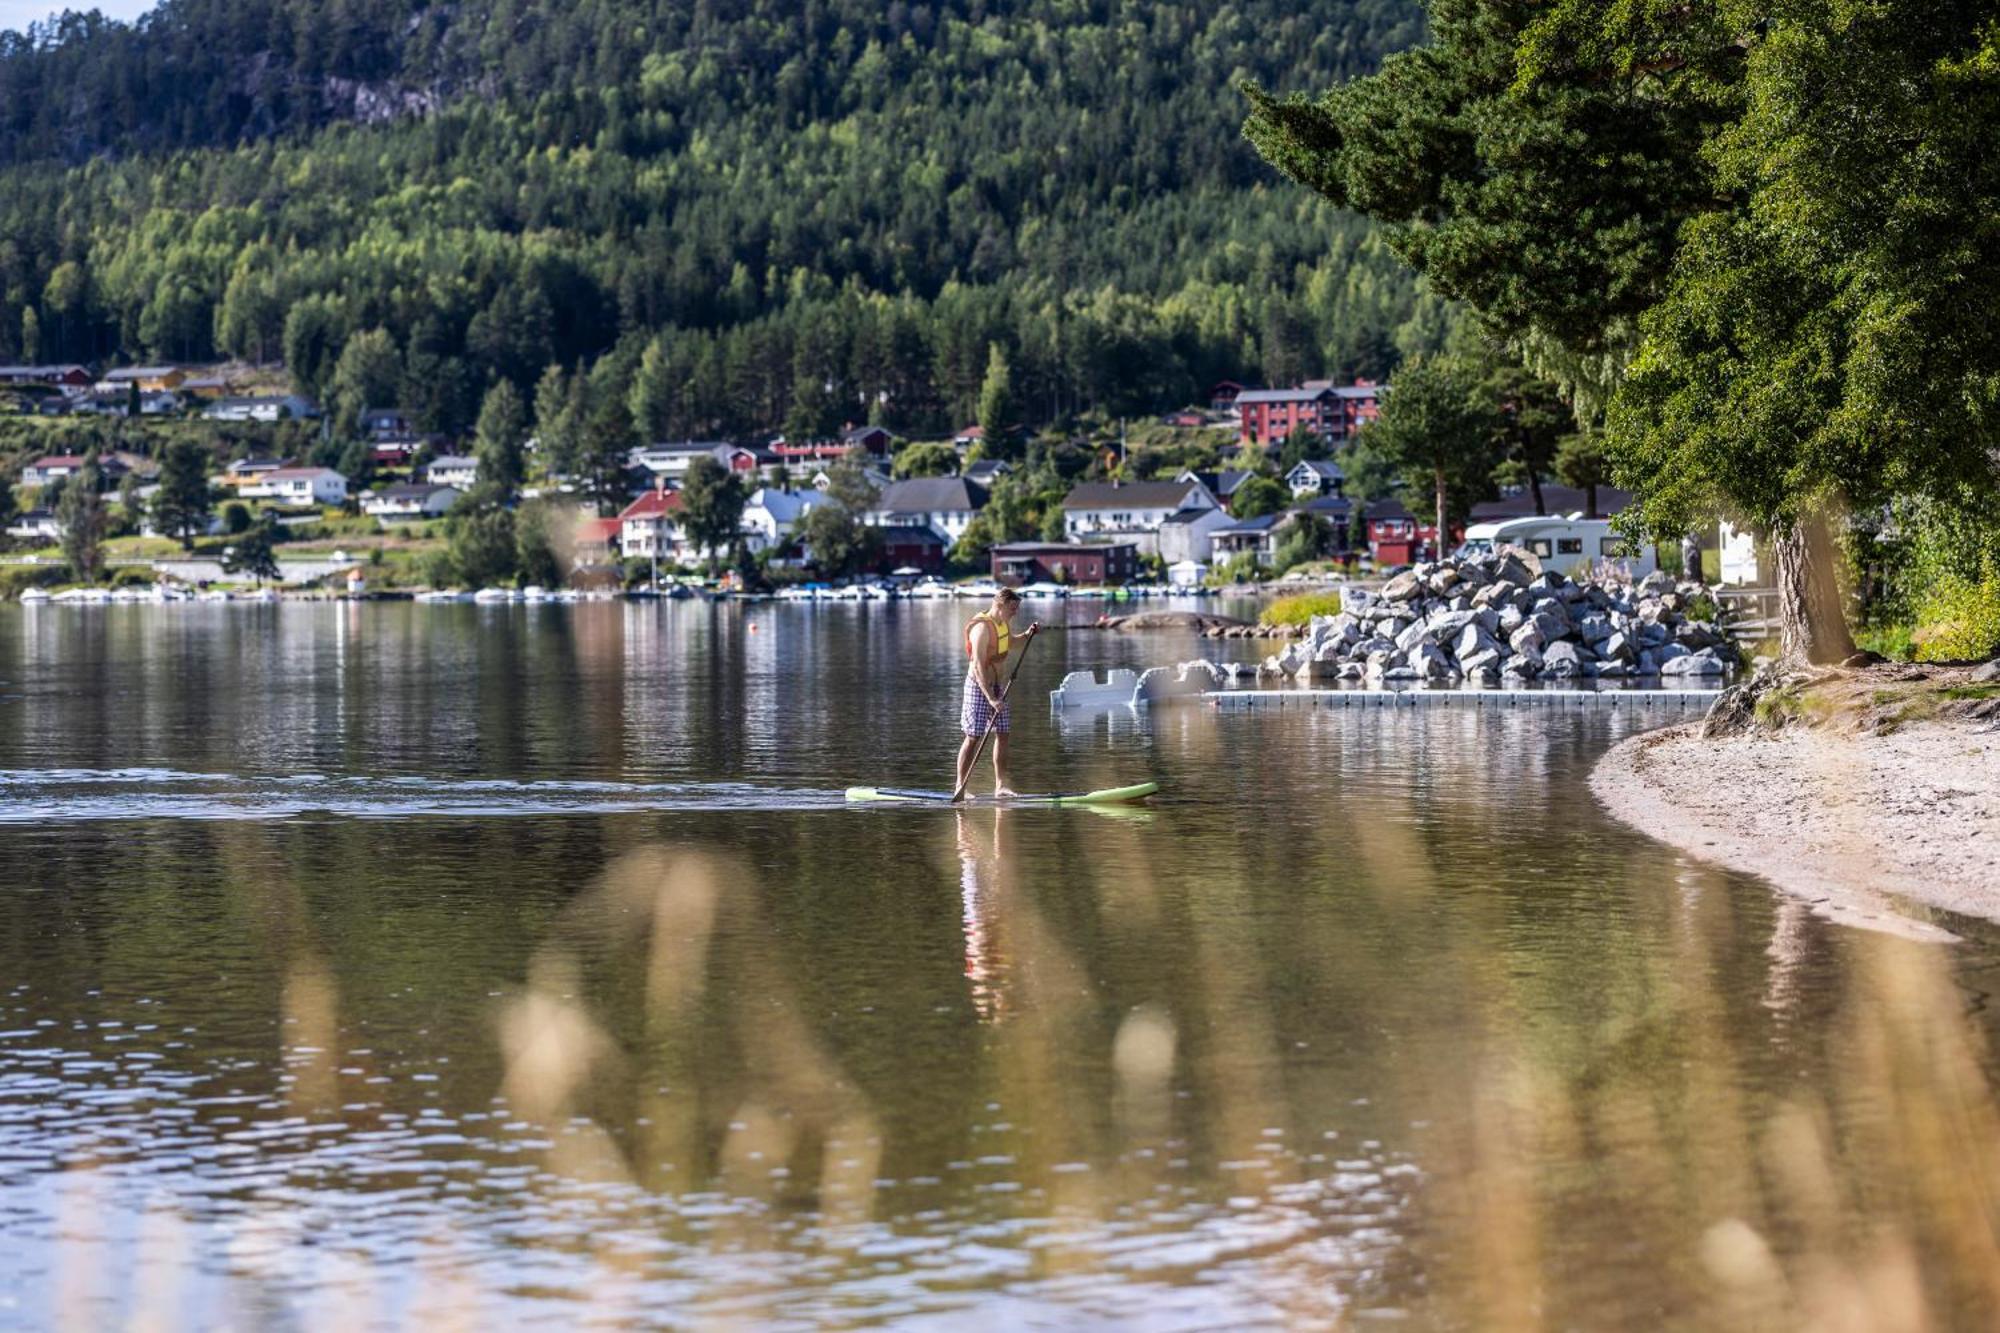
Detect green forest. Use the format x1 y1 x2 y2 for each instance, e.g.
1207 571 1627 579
0 0 1440 443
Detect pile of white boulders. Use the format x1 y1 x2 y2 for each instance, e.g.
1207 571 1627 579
1260 547 1740 685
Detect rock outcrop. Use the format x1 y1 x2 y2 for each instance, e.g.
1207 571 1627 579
1258 551 1740 686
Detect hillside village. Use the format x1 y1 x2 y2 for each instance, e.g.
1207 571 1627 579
0 360 1650 597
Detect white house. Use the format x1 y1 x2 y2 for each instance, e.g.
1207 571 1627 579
5 510 59 541
424 455 481 490
244 467 348 507
742 487 827 555
223 457 286 490
1060 479 1217 557
864 477 988 544
365 483 462 522
632 442 765 483
1157 504 1238 564
21 455 93 489
202 394 318 423
1286 459 1346 498
618 488 686 561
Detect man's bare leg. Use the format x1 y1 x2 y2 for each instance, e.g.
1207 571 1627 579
955 734 979 800
991 732 1016 796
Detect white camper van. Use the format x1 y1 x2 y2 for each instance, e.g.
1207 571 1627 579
1455 514 1658 578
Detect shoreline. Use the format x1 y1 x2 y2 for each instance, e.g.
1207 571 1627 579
1592 677 1999 942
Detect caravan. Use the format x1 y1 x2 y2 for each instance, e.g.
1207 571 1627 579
1455 514 1658 578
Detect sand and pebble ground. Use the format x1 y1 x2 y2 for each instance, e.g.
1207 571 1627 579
1593 662 2000 942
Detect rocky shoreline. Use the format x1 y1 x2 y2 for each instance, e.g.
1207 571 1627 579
1261 549 1741 685
1593 661 2000 941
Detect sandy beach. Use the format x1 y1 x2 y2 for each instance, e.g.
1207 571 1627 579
1592 668 2000 942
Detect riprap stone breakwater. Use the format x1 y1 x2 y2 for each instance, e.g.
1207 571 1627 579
1263 551 1740 685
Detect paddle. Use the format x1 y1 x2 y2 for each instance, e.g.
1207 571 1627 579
952 621 1039 802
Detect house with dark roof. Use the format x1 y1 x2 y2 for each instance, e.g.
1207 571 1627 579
840 424 894 456
963 458 1012 487
1209 512 1295 567
1470 482 1629 522
865 477 988 544
1059 478 1217 556
1157 502 1238 566
1177 468 1254 504
990 541 1138 587
1286 458 1346 498
0 364 89 388
877 524 948 575
21 454 129 489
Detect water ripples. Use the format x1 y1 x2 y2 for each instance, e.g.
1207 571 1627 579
0 767 845 821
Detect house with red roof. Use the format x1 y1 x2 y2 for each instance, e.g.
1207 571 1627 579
618 487 686 561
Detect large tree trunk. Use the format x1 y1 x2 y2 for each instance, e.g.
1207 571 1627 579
1773 511 1856 666
1434 466 1449 562
1528 472 1546 516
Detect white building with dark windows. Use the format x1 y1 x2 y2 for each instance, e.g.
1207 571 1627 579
1059 479 1217 556
864 477 988 544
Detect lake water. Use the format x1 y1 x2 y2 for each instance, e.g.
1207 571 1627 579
2 601 1998 1329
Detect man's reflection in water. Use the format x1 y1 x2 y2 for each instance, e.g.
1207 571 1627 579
956 807 1012 1022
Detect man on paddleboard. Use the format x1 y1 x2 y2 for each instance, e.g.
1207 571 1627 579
957 588 1038 798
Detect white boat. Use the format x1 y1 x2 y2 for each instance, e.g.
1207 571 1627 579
958 580 1000 600
1017 581 1070 599
521 585 551 602
53 587 109 603
197 589 233 603
18 588 49 603
828 585 865 602
240 587 279 602
906 578 953 599
776 586 818 602
473 587 515 603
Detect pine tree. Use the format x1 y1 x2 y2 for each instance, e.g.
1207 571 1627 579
472 379 527 501
55 460 106 581
976 342 1014 455
152 440 214 549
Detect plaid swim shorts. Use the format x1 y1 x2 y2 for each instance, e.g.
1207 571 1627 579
961 670 1010 736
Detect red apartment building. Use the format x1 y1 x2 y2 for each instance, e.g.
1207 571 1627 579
1235 379 1382 450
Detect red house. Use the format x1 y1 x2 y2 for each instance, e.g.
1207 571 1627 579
877 524 947 574
990 541 1138 586
1236 379 1382 450
1364 499 1446 566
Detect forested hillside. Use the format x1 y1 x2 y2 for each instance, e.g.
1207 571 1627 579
0 0 1433 440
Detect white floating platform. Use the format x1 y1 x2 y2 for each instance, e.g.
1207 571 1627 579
1202 688 1719 710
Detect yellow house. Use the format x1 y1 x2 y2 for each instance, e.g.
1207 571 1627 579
101 365 186 392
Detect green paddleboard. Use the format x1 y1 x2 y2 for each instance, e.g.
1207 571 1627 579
845 781 1159 806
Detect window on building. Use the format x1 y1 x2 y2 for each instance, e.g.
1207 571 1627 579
1557 538 1584 555
1529 538 1554 557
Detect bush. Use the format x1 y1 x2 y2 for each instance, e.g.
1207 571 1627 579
0 563 66 598
1911 570 2000 663
1260 590 1344 627
1208 552 1263 586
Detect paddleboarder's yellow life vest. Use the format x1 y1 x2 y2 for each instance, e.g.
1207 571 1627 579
965 612 1010 661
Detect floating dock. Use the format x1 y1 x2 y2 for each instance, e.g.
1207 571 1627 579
1201 687 1719 711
